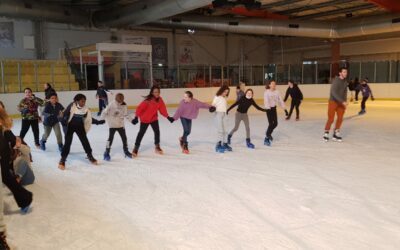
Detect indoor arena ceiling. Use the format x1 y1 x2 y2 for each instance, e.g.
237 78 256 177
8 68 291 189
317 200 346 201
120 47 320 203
38 0 393 21
1 0 400 39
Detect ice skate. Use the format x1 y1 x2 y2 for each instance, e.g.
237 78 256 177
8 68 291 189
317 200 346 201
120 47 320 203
323 132 329 142
182 142 189 154
246 138 255 149
332 130 342 142
155 144 164 155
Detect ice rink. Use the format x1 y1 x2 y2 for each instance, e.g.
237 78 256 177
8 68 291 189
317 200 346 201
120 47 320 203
4 100 400 250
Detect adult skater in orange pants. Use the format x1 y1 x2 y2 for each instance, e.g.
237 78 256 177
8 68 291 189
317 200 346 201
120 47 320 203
324 67 348 142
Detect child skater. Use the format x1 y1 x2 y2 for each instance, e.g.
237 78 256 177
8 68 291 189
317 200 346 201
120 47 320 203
212 85 231 153
359 79 374 115
96 81 111 116
172 91 216 154
131 86 174 157
0 102 33 214
227 88 266 149
102 93 132 161
18 88 45 148
58 94 105 170
284 80 303 121
264 80 287 146
235 82 245 101
40 93 64 152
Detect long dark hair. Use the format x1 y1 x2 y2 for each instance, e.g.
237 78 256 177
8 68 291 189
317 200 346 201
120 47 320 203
143 86 161 101
45 83 52 90
216 85 230 97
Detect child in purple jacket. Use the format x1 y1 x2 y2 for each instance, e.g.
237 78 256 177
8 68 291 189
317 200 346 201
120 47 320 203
173 91 216 154
359 79 374 115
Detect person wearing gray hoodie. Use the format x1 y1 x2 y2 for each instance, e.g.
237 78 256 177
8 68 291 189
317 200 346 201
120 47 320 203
324 67 348 142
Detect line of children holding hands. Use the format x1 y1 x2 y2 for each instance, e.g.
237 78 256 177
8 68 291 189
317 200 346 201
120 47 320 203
17 82 293 170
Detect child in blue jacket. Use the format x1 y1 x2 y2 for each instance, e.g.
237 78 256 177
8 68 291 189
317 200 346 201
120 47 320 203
40 93 64 152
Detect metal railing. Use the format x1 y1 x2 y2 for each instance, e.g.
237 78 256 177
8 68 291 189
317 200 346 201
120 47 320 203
1 59 399 93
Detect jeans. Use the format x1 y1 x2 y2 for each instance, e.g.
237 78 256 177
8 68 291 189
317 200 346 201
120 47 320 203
42 123 63 145
99 98 108 115
180 118 192 143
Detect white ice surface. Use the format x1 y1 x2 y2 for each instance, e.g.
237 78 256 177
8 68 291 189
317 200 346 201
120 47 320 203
3 101 400 250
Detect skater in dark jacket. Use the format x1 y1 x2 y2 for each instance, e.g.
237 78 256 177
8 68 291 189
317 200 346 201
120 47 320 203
40 93 64 152
44 83 57 101
96 81 111 116
227 89 266 149
359 79 374 115
235 83 245 102
131 86 174 157
284 80 303 121
17 88 45 148
58 94 105 170
354 77 361 102
0 103 32 214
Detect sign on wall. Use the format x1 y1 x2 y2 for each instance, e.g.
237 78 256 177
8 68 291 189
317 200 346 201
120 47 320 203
121 35 150 63
151 37 168 65
179 40 194 64
0 22 14 48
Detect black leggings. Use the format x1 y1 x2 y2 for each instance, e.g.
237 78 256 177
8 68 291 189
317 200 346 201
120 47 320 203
135 121 160 147
361 96 368 110
355 89 360 101
61 124 92 161
288 99 301 118
266 107 278 138
106 128 128 152
20 119 40 146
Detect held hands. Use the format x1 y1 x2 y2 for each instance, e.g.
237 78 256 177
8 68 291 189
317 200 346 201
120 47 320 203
371 96 375 101
95 120 106 125
131 117 139 125
167 116 175 123
209 106 216 113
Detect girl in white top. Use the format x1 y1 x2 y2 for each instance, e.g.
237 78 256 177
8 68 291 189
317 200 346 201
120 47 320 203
263 81 288 146
101 93 132 161
212 85 231 153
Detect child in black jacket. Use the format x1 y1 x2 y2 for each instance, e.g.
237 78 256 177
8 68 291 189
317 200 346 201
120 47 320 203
59 94 105 170
40 93 64 152
227 89 266 149
284 80 303 121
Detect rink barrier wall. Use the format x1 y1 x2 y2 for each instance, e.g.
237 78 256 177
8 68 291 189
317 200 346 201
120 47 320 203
1 83 400 116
